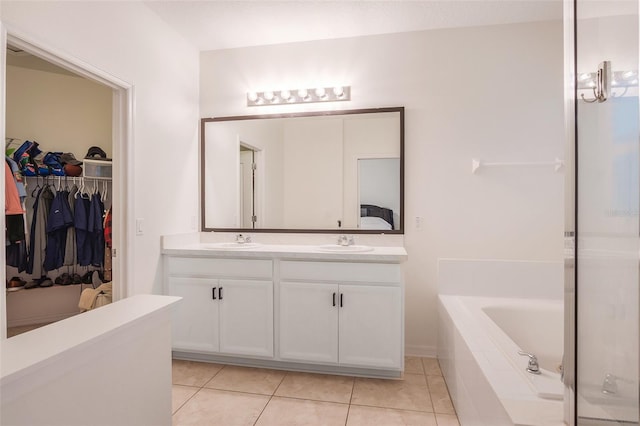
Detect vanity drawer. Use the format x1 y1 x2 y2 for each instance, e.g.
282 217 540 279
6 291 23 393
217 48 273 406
280 261 401 284
167 257 272 279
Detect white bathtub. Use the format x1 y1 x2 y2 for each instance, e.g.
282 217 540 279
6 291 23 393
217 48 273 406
438 295 565 426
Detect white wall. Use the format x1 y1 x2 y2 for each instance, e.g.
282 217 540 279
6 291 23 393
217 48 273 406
200 21 565 354
1 2 200 296
6 65 112 158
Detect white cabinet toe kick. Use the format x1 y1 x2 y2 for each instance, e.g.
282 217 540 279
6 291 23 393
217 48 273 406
164 254 405 378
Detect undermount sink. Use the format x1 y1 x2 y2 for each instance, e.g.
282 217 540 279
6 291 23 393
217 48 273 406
202 242 261 249
316 244 374 253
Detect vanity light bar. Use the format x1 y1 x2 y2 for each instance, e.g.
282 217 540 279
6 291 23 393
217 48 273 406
247 86 351 107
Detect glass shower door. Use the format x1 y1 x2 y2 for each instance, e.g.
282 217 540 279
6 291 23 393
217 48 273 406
575 1 639 424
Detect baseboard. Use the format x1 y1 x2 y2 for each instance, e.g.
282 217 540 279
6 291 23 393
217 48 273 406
405 344 437 358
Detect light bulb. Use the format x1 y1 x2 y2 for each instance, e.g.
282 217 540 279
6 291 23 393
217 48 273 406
578 73 591 81
247 92 258 102
332 86 344 97
623 70 636 79
264 91 274 101
280 90 291 101
298 89 309 99
315 87 326 98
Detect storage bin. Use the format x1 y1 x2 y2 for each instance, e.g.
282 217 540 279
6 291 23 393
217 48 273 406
83 159 112 178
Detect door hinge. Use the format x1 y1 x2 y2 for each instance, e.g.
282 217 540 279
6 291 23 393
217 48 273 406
251 162 257 170
112 248 117 257
252 215 257 223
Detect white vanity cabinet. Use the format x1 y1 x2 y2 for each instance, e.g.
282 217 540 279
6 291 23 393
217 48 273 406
165 257 274 358
162 241 407 378
279 261 403 370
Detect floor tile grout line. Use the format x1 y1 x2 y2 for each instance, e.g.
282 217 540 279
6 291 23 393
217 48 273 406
252 369 289 426
345 376 356 426
348 402 436 414
171 385 202 417
264 394 351 405
252 394 274 426
271 369 289 396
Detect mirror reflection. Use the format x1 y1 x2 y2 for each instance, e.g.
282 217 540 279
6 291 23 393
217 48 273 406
201 107 404 233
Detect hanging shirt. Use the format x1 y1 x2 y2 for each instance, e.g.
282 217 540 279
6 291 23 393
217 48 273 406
88 192 105 267
27 186 53 277
6 157 26 201
64 185 79 266
44 190 74 271
104 207 112 248
5 162 24 215
75 194 92 267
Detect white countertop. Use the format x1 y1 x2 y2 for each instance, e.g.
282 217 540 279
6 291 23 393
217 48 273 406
162 241 407 263
1 295 181 384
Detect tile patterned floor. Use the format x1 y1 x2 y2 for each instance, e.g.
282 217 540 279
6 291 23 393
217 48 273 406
172 356 459 426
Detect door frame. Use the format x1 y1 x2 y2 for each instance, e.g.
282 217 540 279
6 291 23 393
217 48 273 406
0 25 135 338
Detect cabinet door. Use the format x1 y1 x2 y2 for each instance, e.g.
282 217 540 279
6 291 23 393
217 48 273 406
338 285 402 369
218 279 274 357
167 277 219 353
279 281 339 363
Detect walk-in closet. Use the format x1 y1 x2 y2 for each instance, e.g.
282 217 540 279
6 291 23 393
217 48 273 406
5 44 114 336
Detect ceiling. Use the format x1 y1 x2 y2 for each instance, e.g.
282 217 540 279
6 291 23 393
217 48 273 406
143 0 563 51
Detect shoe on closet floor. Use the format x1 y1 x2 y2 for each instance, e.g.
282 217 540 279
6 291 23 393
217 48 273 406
24 281 39 289
38 277 53 288
55 273 73 285
8 277 26 288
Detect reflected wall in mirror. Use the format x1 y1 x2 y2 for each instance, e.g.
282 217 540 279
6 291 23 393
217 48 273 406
201 107 404 233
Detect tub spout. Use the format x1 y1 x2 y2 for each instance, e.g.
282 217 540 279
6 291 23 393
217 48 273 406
518 351 541 375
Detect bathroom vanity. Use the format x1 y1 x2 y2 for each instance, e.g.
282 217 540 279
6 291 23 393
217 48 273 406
162 235 407 378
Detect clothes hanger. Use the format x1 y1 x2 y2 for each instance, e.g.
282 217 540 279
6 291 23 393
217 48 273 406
31 176 42 197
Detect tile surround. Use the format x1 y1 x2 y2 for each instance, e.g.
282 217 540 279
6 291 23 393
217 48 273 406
172 357 458 425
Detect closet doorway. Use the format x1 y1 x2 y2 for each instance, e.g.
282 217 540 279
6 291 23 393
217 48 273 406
1 32 133 339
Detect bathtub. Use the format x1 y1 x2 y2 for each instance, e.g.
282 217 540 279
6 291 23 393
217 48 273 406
438 295 565 426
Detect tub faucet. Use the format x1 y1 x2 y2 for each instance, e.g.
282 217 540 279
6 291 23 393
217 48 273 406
518 351 541 375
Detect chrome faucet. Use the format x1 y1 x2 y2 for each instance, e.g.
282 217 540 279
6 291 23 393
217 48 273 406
236 234 251 244
518 351 541 375
337 235 354 246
